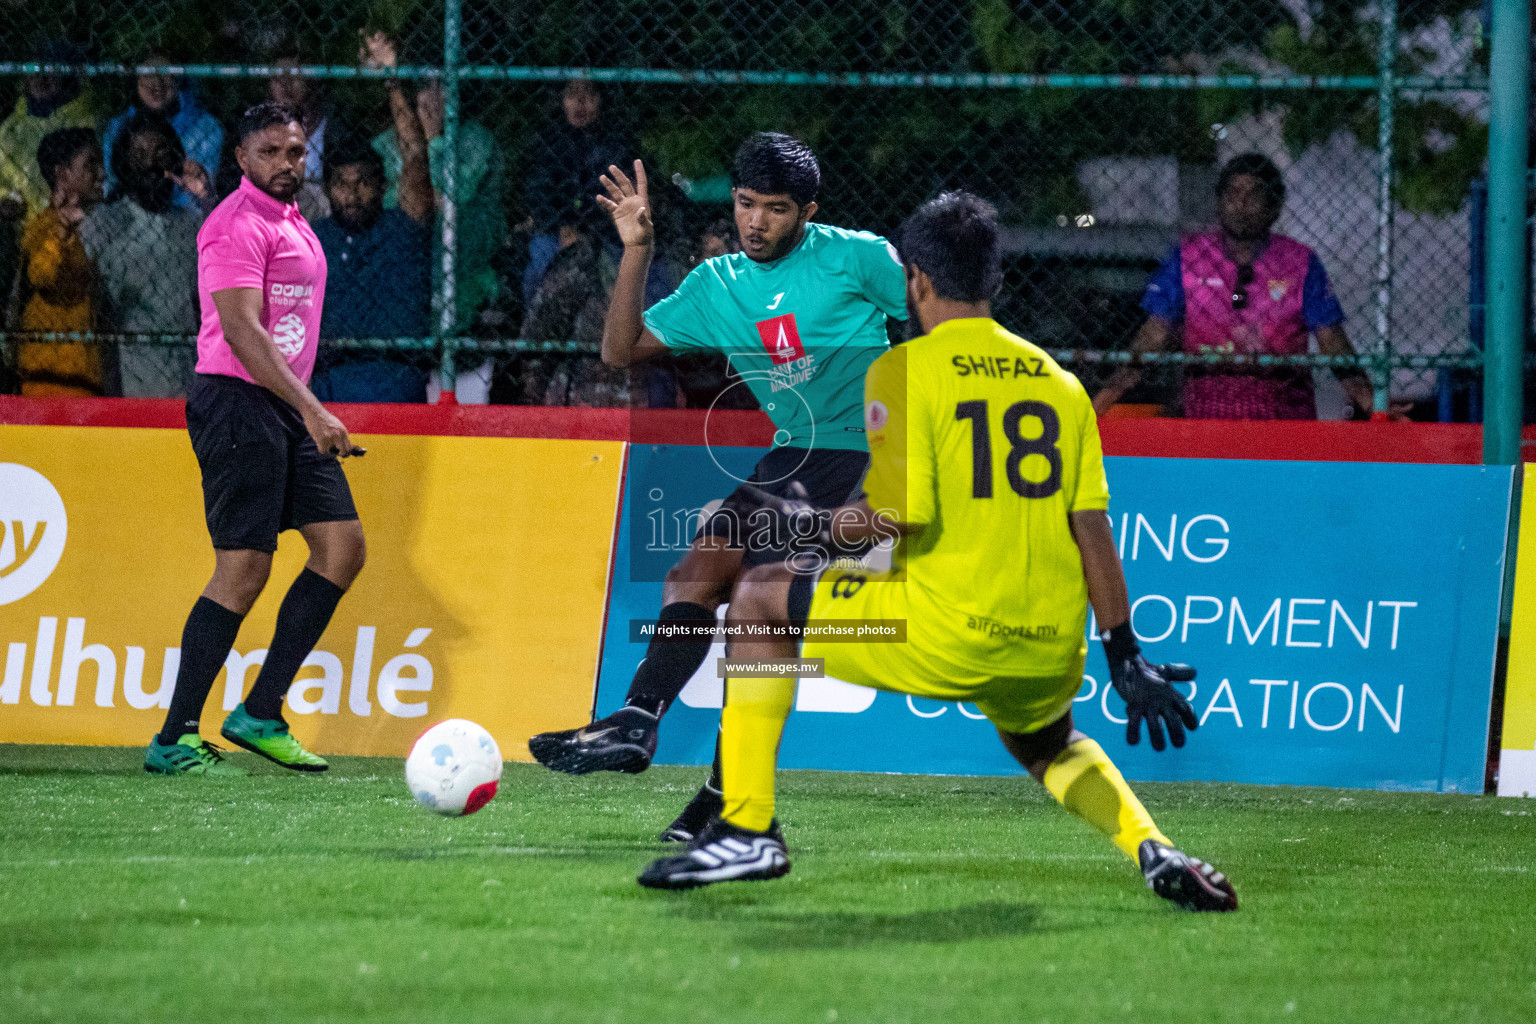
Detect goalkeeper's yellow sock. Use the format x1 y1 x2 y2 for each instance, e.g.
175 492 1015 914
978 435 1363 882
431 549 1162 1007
1041 736 1170 861
719 675 796 833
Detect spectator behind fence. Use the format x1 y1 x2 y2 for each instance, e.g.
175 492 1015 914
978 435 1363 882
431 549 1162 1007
309 135 432 403
517 204 718 409
362 31 504 402
81 113 205 398
695 216 739 264
518 217 634 407
522 80 634 307
641 217 747 409
16 128 102 396
0 41 99 222
102 51 221 211
1093 153 1376 420
267 46 330 222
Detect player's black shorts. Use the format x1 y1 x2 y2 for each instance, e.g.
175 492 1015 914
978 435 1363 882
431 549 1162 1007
696 446 870 568
186 372 359 553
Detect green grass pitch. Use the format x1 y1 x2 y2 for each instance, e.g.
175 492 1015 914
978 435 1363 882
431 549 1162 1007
2 744 1534 1024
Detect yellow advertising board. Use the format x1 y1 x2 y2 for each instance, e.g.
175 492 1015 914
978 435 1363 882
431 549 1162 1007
1500 464 1536 796
0 425 623 759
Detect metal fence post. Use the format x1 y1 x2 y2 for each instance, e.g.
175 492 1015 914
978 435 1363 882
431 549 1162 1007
438 0 463 400
1485 0 1531 464
1373 0 1398 416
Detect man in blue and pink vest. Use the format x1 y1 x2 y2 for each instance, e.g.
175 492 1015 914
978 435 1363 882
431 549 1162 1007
1094 153 1375 420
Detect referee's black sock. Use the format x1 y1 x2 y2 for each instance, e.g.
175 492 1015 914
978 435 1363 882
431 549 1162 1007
706 728 723 791
243 568 347 722
622 601 716 718
157 597 246 745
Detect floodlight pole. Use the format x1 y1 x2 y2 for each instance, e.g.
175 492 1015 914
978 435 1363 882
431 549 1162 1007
1484 0 1530 465
438 0 463 400
1373 0 1397 417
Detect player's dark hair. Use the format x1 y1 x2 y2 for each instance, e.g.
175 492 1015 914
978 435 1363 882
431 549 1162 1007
236 101 303 145
730 132 819 207
898 191 1002 303
1217 152 1285 210
110 112 184 188
36 127 97 190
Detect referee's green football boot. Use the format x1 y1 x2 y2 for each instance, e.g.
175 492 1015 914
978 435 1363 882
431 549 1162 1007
220 704 329 772
144 734 246 777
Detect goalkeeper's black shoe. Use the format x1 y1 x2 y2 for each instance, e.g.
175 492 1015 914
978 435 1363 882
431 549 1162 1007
1138 840 1238 912
527 707 659 775
659 782 724 843
638 817 789 890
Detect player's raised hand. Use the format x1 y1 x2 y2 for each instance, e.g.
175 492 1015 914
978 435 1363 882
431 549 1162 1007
596 160 653 248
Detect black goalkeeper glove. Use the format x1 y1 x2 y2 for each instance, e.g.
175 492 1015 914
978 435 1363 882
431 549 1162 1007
1102 622 1198 752
736 481 835 558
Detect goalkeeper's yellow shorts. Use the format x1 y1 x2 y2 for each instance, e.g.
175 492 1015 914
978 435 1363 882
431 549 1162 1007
800 568 1086 736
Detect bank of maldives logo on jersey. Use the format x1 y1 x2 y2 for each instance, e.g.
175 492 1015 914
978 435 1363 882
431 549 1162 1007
756 313 805 365
0 464 68 606
271 312 307 357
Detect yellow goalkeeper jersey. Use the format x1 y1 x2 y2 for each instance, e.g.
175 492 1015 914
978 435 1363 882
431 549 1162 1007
862 316 1109 677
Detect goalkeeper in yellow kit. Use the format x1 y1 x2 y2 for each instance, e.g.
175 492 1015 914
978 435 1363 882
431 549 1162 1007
639 192 1237 912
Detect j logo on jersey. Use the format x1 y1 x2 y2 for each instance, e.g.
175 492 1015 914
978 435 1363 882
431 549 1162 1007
755 313 805 365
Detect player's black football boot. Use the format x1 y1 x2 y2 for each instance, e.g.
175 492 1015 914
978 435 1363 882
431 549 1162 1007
659 782 724 842
527 707 659 775
1138 840 1238 912
638 817 790 890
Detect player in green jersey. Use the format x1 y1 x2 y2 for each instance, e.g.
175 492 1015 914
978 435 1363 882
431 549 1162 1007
529 134 907 841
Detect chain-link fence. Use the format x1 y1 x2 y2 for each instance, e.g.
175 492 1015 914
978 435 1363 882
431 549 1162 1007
0 1 1498 418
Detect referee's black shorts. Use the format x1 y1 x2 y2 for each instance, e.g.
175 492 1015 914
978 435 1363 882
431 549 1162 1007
696 446 871 568
186 372 359 553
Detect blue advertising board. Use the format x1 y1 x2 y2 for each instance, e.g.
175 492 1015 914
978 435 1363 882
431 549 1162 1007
598 445 1512 792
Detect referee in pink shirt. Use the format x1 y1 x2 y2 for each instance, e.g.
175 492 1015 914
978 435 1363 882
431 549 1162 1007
146 103 366 777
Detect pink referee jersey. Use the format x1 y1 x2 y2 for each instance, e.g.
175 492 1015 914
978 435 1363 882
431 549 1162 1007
195 177 327 385
1179 231 1315 419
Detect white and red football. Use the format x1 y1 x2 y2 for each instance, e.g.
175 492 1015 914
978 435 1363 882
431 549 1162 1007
405 719 503 817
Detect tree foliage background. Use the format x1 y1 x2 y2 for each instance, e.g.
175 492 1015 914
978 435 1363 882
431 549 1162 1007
0 0 1488 234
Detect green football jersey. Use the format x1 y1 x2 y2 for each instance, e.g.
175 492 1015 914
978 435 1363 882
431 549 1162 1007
643 222 907 450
